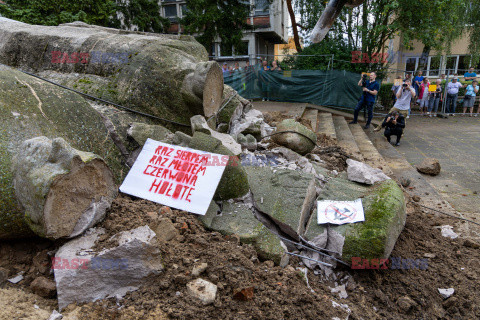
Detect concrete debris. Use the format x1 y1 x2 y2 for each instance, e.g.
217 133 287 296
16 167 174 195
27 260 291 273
48 310 63 320
230 109 273 140
346 159 390 185
190 115 242 155
54 226 163 310
192 263 208 277
439 225 459 239
187 278 217 305
8 272 24 284
438 288 455 299
330 284 348 299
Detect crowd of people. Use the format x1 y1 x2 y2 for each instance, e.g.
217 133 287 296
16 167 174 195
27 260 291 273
398 68 480 117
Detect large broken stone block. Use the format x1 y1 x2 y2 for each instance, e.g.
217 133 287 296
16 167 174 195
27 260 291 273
188 132 249 200
305 173 406 263
127 122 174 147
199 200 285 263
246 167 317 235
12 137 117 239
346 159 390 185
190 115 242 155
54 226 163 310
199 167 317 264
271 119 317 155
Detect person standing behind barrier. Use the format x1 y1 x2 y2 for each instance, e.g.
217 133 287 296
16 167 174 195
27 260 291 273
391 76 403 103
446 76 464 116
271 60 282 71
462 80 479 116
428 79 442 117
414 71 424 104
419 77 430 116
464 67 477 82
243 61 255 97
260 60 271 101
349 72 380 129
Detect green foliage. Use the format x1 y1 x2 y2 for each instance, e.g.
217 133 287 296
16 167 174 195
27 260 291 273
181 0 251 55
281 38 387 78
0 0 169 33
0 0 116 26
113 0 170 32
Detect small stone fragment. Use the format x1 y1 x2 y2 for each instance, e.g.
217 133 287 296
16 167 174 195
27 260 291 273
233 287 254 301
416 158 441 176
438 288 454 299
48 310 63 320
30 276 57 298
192 263 208 277
153 218 178 242
463 239 480 249
187 278 217 305
397 295 417 312
423 253 436 259
412 195 421 202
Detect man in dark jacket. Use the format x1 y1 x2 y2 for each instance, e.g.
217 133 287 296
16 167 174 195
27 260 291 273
382 111 405 146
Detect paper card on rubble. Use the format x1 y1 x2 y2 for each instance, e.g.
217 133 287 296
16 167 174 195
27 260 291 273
317 199 365 225
120 138 227 215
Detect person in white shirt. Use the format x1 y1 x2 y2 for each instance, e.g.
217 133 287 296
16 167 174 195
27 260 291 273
445 77 465 116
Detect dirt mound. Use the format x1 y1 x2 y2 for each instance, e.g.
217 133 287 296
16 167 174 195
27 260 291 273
1 196 479 319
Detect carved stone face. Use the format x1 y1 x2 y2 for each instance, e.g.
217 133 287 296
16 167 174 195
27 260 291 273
345 0 365 8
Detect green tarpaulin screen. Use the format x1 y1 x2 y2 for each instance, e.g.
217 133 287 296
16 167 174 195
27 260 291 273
223 67 382 109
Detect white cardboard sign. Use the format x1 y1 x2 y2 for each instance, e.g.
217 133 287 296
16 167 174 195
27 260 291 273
317 199 365 225
119 138 227 215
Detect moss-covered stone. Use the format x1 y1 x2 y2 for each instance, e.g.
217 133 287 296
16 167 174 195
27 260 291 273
272 119 317 155
127 122 174 146
245 167 317 235
188 132 249 200
0 65 123 239
305 173 406 263
199 201 284 264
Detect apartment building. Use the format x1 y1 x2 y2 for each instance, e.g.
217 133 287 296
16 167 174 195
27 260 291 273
160 0 289 65
386 31 479 82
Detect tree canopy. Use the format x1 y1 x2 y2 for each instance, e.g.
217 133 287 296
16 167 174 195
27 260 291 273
292 0 480 71
181 0 251 55
0 0 170 33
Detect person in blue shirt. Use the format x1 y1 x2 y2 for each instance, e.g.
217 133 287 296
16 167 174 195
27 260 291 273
464 67 477 82
414 71 424 103
462 80 479 116
349 72 380 129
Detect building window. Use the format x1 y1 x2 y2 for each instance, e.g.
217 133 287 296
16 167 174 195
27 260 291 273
458 55 470 74
181 4 188 17
220 42 233 56
446 56 458 75
427 56 442 77
235 41 249 56
405 57 418 74
254 0 269 16
164 5 178 20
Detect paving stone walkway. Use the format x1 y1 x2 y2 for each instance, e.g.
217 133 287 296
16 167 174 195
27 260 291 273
397 114 480 218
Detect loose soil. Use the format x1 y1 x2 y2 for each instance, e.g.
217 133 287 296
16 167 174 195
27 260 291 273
1 194 479 319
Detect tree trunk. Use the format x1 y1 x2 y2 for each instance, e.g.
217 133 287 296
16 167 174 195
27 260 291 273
285 0 302 53
0 19 223 130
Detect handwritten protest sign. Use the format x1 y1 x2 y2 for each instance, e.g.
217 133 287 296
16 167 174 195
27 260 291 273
119 138 227 215
317 199 365 225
